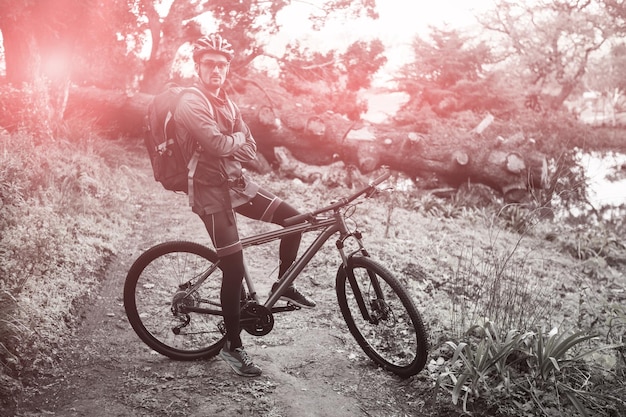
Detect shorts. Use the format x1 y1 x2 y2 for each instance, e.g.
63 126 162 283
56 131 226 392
199 188 288 257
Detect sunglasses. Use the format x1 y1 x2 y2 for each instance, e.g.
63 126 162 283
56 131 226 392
199 60 229 70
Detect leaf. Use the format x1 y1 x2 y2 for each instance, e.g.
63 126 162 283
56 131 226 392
452 373 469 405
563 389 590 417
548 326 558 337
551 332 597 360
548 357 560 372
448 341 469 365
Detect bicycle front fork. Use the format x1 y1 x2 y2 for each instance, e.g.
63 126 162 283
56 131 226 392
336 229 369 267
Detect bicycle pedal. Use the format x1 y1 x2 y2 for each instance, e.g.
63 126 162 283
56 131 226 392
217 320 226 335
285 301 301 311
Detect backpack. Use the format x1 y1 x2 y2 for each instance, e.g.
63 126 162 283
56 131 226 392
144 84 235 205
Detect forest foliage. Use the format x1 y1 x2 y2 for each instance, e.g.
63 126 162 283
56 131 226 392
1 0 626 136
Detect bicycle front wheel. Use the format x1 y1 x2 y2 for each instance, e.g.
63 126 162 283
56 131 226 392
336 256 428 377
123 241 225 360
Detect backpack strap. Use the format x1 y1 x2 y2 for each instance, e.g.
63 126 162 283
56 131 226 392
175 88 210 206
187 151 200 207
183 87 215 118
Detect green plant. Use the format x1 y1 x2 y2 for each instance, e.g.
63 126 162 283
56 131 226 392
423 197 464 219
526 327 598 380
438 323 611 416
606 303 626 340
439 322 532 412
605 303 626 379
498 204 531 234
0 80 57 139
519 327 621 417
0 291 23 412
566 225 624 262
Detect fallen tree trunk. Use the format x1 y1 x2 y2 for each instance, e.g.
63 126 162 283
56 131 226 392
66 86 549 201
232 102 548 201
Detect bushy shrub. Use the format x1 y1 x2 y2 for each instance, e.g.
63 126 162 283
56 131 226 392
0 130 141 411
0 81 55 139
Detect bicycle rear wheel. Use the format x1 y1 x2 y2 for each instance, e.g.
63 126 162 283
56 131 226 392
336 256 428 377
123 241 225 360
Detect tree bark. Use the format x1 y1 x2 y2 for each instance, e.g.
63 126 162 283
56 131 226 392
65 86 549 200
138 0 209 93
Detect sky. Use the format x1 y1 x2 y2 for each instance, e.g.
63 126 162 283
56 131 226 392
273 0 493 48
185 0 496 83
263 0 496 83
246 0 494 122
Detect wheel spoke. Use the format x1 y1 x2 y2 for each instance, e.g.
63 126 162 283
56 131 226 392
337 257 428 377
124 242 225 360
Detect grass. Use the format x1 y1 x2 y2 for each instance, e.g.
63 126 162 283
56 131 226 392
429 197 626 416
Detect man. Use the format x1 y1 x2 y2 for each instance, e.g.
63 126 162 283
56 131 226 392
173 33 316 377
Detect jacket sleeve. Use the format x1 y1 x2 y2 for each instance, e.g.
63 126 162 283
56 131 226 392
174 93 245 157
230 108 257 162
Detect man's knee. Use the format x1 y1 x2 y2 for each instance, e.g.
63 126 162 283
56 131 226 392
273 201 300 226
219 250 245 278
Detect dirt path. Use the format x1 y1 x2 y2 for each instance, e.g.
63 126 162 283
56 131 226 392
16 183 451 417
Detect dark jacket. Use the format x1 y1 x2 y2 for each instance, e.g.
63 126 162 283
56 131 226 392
174 82 259 215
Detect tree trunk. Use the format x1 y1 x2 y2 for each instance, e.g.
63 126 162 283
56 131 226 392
65 86 549 200
0 16 38 84
138 0 205 93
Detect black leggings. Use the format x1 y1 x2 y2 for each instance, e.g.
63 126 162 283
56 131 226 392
200 191 300 348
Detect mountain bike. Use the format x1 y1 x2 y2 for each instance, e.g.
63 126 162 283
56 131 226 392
123 171 428 377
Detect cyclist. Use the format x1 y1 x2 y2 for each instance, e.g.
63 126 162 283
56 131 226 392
173 33 316 377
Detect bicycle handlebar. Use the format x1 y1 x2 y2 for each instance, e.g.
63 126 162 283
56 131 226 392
283 170 391 226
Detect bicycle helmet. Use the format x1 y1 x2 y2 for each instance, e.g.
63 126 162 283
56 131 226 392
192 34 235 62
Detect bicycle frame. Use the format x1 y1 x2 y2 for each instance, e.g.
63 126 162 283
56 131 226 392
179 171 391 318
178 204 373 325
244 209 367 311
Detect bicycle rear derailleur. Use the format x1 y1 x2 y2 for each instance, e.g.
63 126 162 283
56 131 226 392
170 290 198 335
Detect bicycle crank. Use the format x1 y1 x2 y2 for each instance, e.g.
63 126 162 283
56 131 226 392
240 303 274 336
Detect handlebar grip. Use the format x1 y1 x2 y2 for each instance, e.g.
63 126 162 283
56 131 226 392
283 170 390 226
370 170 391 187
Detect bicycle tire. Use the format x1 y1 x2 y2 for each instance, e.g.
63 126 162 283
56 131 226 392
336 256 428 377
123 241 225 360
